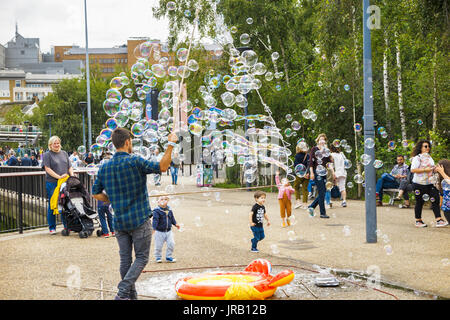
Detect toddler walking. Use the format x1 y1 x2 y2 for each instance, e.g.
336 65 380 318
152 196 180 263
276 171 296 227
249 191 271 253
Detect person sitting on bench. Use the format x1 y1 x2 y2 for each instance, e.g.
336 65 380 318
376 155 410 206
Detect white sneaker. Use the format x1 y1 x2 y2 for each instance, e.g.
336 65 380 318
294 201 301 209
49 229 56 235
308 207 315 217
436 220 449 227
341 201 347 207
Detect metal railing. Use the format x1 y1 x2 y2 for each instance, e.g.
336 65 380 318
0 167 96 234
0 125 41 133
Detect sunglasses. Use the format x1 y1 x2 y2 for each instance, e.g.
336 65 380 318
423 145 430 149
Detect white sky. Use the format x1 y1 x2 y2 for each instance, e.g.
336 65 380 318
0 0 171 53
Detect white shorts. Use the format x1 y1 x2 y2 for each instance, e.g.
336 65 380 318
336 176 346 192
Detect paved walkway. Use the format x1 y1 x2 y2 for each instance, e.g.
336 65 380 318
0 175 449 300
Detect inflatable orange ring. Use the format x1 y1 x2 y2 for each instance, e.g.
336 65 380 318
175 259 294 300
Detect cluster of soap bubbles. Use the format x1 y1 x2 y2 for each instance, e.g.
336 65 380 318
78 12 294 180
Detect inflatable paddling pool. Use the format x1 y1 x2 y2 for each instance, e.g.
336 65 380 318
175 259 294 300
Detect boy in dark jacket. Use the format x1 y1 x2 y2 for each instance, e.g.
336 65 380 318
152 195 180 263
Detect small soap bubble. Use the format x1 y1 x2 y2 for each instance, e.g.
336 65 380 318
354 174 364 184
373 160 383 169
364 138 375 149
384 245 393 255
343 225 351 236
194 216 203 227
240 33 250 45
270 244 280 255
167 1 176 10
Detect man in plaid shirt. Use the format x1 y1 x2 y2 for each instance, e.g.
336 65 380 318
92 127 177 300
376 155 411 206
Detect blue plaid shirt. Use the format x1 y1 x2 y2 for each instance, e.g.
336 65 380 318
92 151 160 231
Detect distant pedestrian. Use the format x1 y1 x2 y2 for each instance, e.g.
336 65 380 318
308 133 334 219
293 142 310 209
249 191 271 253
30 154 39 166
330 144 348 207
6 150 19 166
170 152 180 185
20 154 32 166
97 200 115 238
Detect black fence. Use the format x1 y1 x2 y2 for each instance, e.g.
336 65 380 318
0 166 97 234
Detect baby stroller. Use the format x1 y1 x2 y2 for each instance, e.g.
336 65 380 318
59 176 98 238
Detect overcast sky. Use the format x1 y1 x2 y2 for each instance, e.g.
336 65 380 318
0 0 171 53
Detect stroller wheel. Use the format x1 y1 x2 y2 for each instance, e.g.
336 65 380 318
96 230 102 237
61 229 70 237
79 231 88 239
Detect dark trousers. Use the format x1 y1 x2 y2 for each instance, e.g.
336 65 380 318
309 175 327 216
375 173 399 200
412 183 442 220
115 218 152 299
250 226 265 250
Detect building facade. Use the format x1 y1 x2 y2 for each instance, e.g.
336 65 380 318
0 70 80 104
5 32 41 68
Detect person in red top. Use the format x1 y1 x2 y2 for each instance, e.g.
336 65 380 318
276 171 296 227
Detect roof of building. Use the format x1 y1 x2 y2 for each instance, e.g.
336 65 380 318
0 69 26 79
65 47 128 55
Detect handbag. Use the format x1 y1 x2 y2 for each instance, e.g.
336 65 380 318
330 185 341 199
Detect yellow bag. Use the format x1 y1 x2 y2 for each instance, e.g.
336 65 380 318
50 175 70 215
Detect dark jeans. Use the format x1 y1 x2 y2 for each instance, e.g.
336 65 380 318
46 181 67 230
309 175 326 216
412 183 442 220
98 205 114 235
250 226 265 250
115 218 152 299
170 167 179 184
375 173 399 200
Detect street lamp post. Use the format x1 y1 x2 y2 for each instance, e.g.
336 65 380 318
84 0 92 147
363 0 377 243
46 113 54 139
24 120 30 152
78 102 87 149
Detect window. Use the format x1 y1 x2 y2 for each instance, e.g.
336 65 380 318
20 50 25 55
15 80 21 87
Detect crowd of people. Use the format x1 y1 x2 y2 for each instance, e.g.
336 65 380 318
282 134 449 228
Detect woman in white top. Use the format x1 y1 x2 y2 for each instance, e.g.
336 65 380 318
410 140 448 228
330 144 347 207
